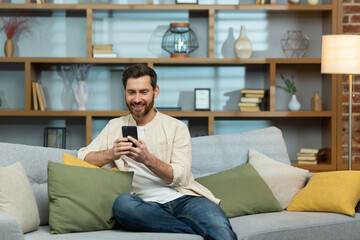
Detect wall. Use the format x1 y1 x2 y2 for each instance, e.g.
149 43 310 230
342 0 360 163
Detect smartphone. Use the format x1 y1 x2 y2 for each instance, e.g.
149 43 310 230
122 126 138 147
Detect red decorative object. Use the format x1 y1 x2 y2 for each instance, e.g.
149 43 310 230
0 17 32 40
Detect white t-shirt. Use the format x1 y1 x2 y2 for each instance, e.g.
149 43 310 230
125 126 183 204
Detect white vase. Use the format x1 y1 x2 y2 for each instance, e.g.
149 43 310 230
288 94 301 111
234 25 252 58
74 81 88 111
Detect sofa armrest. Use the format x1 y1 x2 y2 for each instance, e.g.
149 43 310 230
0 213 24 240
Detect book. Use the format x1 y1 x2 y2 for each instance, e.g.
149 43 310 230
296 152 317 157
41 0 46 3
93 53 117 58
297 156 318 161
35 82 45 111
244 93 265 98
36 0 41 3
240 97 263 103
240 106 260 112
31 82 38 111
298 160 317 165
92 45 113 50
238 102 258 107
92 49 113 54
39 83 48 110
299 148 323 154
240 89 265 94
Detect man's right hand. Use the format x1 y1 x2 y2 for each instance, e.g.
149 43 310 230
84 138 133 167
109 138 133 160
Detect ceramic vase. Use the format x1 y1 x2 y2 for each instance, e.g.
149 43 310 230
4 39 14 57
234 25 252 58
288 94 301 111
311 91 322 111
74 81 88 111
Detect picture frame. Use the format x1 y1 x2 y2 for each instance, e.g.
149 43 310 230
176 0 198 4
44 127 66 149
194 88 211 111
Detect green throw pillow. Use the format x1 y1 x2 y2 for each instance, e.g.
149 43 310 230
196 164 282 218
48 161 134 234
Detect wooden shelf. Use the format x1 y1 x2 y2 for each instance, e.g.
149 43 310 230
0 1 342 171
0 110 333 118
0 57 321 64
0 4 334 11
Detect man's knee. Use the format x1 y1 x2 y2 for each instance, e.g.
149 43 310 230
113 193 137 218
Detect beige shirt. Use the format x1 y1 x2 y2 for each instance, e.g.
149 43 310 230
78 111 220 205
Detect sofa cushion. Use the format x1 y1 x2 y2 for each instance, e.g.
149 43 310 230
0 162 40 233
62 153 118 171
248 149 308 209
287 171 360 216
196 163 282 218
0 142 78 225
191 127 290 178
0 213 24 240
48 161 134 234
230 211 360 240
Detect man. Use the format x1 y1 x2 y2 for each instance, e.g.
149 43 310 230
78 64 236 240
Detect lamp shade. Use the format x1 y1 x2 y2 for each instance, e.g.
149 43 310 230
321 35 360 74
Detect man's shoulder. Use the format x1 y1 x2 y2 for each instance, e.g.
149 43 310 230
157 111 187 127
108 114 132 125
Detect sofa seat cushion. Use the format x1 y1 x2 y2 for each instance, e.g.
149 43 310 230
191 127 290 178
230 211 360 240
24 226 203 240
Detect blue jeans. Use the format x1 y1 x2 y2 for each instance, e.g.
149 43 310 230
113 193 237 240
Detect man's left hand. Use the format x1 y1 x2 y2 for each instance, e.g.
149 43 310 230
126 136 153 165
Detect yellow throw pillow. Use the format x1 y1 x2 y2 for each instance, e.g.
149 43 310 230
62 154 118 171
287 171 360 216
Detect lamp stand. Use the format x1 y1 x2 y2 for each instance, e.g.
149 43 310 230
349 74 354 171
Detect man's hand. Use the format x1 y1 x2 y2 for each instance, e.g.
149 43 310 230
125 136 152 164
126 136 174 184
110 138 133 160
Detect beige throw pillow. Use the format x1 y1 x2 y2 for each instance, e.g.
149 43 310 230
248 149 309 209
0 162 40 233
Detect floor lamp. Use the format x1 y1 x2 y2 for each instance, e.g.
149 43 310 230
321 35 360 170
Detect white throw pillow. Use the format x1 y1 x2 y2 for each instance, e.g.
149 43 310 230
248 149 309 209
0 162 40 233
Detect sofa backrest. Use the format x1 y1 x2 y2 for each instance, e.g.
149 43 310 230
190 126 290 178
0 142 77 226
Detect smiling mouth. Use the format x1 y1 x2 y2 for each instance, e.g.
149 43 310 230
132 104 145 111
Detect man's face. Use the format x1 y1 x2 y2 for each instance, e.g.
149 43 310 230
124 75 159 120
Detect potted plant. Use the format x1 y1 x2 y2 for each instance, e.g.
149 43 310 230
71 63 94 111
0 17 34 57
277 73 301 111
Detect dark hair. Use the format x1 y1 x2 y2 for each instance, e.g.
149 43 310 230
122 64 157 90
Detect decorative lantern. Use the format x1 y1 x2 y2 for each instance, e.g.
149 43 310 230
161 22 199 58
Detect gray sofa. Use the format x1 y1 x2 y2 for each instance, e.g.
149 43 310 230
1 126 359 240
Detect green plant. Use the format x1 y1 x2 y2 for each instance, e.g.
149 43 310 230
71 63 95 82
277 73 296 94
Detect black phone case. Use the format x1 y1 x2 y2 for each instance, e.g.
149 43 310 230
122 126 138 147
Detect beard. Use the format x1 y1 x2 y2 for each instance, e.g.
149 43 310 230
126 95 155 120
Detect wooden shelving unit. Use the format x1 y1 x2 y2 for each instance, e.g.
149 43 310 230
0 0 341 172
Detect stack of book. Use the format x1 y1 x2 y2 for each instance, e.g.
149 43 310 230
297 148 326 165
92 45 117 58
238 89 265 111
31 82 47 111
